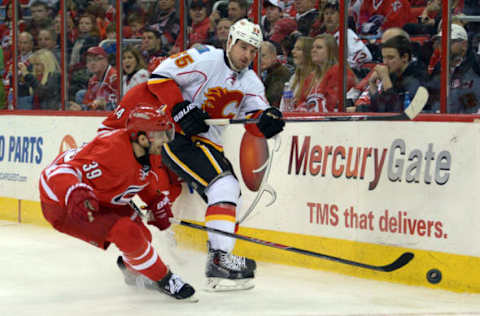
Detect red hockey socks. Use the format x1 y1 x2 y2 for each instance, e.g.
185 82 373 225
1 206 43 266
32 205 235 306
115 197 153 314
205 203 236 252
108 217 167 281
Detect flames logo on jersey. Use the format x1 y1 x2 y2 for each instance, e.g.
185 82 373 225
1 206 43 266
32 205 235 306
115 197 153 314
202 87 244 118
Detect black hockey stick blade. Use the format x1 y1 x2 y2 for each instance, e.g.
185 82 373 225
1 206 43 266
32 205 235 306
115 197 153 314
204 86 429 125
171 218 414 272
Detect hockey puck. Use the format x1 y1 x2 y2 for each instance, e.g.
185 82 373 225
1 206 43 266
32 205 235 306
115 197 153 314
426 269 442 284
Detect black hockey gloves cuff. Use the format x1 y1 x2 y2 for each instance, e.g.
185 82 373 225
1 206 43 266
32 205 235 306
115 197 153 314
171 101 210 136
257 107 285 139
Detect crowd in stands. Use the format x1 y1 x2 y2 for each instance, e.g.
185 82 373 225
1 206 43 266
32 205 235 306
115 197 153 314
1 0 480 114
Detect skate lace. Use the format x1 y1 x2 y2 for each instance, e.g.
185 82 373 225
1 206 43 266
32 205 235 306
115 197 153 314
221 253 246 271
167 273 185 294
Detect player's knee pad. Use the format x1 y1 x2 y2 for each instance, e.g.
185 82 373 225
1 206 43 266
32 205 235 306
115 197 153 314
205 174 240 205
109 217 146 251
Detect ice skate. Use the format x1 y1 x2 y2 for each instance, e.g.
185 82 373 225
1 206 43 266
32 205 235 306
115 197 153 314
157 270 198 302
117 256 198 302
205 242 256 292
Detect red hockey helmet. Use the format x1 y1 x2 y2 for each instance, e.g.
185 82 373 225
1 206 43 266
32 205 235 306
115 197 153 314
126 104 174 142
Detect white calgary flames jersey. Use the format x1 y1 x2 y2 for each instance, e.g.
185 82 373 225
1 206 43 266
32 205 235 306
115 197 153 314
150 45 269 146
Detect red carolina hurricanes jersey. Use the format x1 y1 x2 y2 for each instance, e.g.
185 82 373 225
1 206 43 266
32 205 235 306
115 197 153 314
39 129 167 209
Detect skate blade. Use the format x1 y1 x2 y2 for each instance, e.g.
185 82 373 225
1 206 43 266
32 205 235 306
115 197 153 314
205 277 255 292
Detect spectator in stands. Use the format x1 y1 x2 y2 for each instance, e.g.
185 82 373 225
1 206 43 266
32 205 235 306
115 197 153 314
53 12 76 55
403 0 441 37
69 13 100 70
126 13 145 39
279 36 315 111
207 18 233 49
428 24 480 113
69 46 118 111
122 46 149 94
261 0 285 41
25 1 53 43
270 18 297 52
362 35 427 112
295 0 318 36
17 49 61 110
18 32 34 64
261 41 291 108
228 0 248 22
319 0 372 72
296 33 357 112
37 28 60 61
357 0 412 37
140 28 168 68
147 0 180 52
172 0 212 52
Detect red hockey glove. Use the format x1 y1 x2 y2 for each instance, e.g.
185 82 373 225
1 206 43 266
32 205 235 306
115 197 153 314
147 195 173 231
66 183 99 223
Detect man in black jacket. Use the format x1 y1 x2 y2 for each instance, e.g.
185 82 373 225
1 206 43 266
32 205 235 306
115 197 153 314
366 35 427 112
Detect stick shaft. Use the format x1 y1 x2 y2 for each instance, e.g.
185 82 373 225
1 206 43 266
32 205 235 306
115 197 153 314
171 219 414 272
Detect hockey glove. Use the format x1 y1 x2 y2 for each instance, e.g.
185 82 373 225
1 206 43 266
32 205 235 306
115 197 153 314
147 195 173 231
66 183 99 223
257 107 285 138
171 101 209 136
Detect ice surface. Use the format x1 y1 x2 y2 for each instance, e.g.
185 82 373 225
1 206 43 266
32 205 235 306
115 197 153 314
1 221 479 316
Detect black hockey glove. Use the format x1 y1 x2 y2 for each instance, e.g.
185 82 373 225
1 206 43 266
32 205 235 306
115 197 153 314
171 101 210 136
257 107 285 139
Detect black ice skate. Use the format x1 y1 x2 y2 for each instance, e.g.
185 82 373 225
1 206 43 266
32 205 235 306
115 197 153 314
157 270 197 302
117 256 198 302
205 242 256 292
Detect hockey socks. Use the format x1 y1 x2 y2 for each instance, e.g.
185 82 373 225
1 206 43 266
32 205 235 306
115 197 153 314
109 217 167 281
205 203 236 252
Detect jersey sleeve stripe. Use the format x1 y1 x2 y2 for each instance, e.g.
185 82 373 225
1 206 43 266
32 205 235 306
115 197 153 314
147 78 174 85
39 174 60 202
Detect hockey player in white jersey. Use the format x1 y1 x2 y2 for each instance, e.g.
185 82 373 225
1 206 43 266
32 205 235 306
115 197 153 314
147 18 285 291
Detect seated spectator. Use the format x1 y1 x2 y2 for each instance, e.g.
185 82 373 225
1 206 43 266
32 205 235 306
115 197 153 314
147 0 180 52
17 49 61 110
122 46 149 94
17 31 35 64
357 0 412 37
69 46 118 111
37 28 60 61
69 13 100 70
261 41 292 108
270 18 297 52
261 0 285 41
140 28 168 68
427 24 480 113
206 17 233 49
126 13 145 39
171 0 211 53
295 0 318 36
361 35 427 112
25 1 53 43
403 0 441 37
321 0 372 71
279 36 315 111
228 0 248 22
296 33 357 112
53 12 76 56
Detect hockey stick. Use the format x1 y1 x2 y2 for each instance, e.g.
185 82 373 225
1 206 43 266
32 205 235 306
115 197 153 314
205 86 429 125
170 218 414 272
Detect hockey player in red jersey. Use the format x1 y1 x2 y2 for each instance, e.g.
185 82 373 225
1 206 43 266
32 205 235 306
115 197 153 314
39 106 197 301
146 19 285 291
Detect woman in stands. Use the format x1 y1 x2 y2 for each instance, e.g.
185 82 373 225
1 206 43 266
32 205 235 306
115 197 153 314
279 36 315 111
122 46 149 94
17 49 61 110
296 33 357 112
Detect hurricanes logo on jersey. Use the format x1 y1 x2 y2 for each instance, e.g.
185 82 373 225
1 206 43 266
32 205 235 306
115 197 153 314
202 87 244 118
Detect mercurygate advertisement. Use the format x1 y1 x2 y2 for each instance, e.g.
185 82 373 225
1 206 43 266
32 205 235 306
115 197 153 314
1 115 480 258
